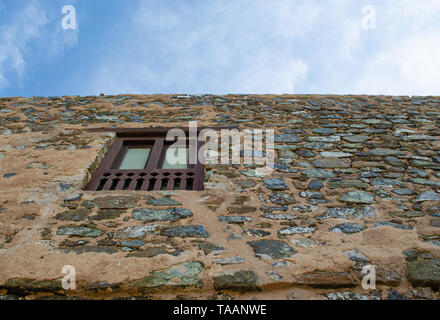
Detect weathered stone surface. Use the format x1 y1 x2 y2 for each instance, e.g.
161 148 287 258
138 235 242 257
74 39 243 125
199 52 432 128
312 158 351 169
369 148 402 157
261 212 297 220
302 169 335 178
343 135 371 143
92 196 139 209
146 198 182 206
115 225 159 239
373 221 413 230
129 262 204 289
272 134 301 143
1 278 63 294
264 178 288 190
406 259 440 289
132 208 193 221
226 206 257 214
161 225 209 238
243 229 271 237
55 208 91 222
269 192 296 205
344 249 370 263
415 191 440 202
317 206 376 220
392 188 416 196
218 216 252 224
247 240 295 259
197 242 226 255
278 227 315 235
91 209 125 220
331 223 366 234
341 191 375 204
212 256 245 265
214 270 260 292
56 226 104 238
389 211 425 218
328 179 366 189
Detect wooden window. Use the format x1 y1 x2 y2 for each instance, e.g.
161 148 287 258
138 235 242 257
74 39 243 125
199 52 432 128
85 129 204 191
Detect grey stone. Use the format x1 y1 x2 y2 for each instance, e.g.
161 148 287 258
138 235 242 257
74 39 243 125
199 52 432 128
261 213 297 220
272 134 301 143
247 240 295 259
146 198 182 206
129 262 204 289
328 179 367 189
161 225 209 238
320 152 353 158
55 209 91 222
300 191 324 199
213 270 259 292
278 226 315 235
307 136 340 142
371 178 403 188
218 216 252 223
212 256 245 265
369 149 402 157
407 259 440 289
317 206 376 220
341 191 375 204
312 128 336 135
312 158 351 168
392 188 416 196
373 221 413 230
264 178 288 190
415 191 440 202
56 226 105 238
343 135 371 143
243 229 271 237
92 196 139 209
344 249 370 263
308 179 323 190
132 208 193 221
331 223 366 234
115 225 159 239
302 169 335 179
269 192 296 205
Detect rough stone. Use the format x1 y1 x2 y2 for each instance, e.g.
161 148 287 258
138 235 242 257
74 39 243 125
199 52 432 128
331 223 366 234
129 262 204 290
341 191 375 204
247 240 295 260
161 225 209 238
214 270 260 292
406 259 440 289
132 208 193 221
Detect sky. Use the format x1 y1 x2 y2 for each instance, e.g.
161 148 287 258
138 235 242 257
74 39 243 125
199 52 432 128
0 0 439 97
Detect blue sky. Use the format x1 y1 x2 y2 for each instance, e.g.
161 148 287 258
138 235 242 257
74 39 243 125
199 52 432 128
0 0 439 97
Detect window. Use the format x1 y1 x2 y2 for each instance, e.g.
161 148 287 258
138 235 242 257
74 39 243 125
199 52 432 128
85 129 204 191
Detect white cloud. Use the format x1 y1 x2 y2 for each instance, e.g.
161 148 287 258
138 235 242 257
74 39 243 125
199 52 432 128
0 0 78 90
0 1 48 88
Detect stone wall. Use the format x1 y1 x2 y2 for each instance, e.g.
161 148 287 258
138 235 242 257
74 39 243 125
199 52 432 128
0 94 440 300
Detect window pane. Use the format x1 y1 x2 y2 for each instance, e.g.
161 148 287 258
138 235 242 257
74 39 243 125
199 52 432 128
119 148 151 169
162 147 188 169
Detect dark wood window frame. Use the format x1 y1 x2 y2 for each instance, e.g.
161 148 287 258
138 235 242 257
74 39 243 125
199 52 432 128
85 129 205 191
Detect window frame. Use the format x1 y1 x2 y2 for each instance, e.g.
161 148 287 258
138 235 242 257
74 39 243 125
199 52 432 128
85 131 205 191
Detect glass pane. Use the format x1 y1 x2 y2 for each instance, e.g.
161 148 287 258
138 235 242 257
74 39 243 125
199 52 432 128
162 147 188 169
119 148 151 169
